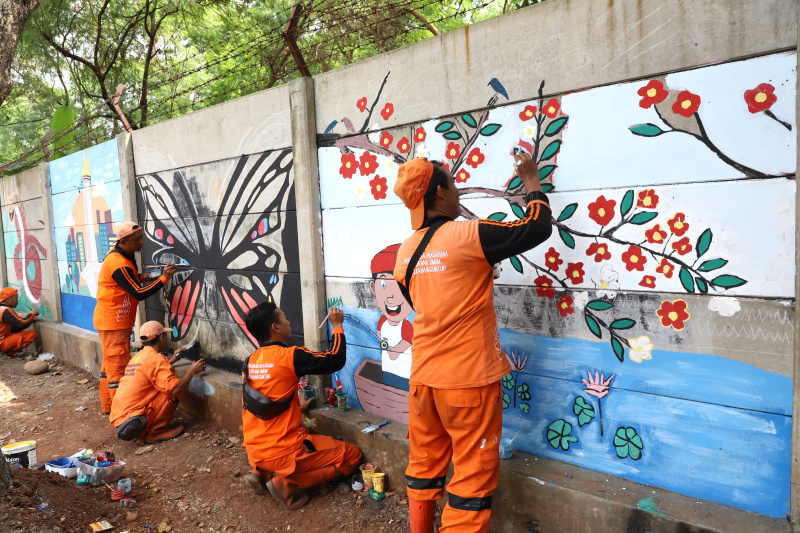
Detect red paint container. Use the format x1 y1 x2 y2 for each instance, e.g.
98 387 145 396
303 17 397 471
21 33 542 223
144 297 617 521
324 387 337 407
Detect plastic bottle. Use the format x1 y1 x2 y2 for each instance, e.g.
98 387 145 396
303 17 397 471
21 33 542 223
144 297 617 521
117 478 131 495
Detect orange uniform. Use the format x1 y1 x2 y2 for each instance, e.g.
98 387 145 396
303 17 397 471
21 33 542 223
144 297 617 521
109 345 183 432
394 192 552 533
94 245 169 413
0 305 37 355
243 327 361 495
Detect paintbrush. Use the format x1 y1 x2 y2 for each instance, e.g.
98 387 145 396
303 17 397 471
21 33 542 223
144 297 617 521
317 311 330 329
362 420 390 434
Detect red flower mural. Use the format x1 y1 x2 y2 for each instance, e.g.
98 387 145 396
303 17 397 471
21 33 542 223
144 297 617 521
645 223 668 244
519 105 537 121
744 83 777 113
397 137 410 153
639 275 656 288
358 151 378 176
656 299 690 331
586 242 611 262
621 245 647 272
443 162 451 171
667 213 689 236
672 90 701 117
557 295 574 317
587 195 616 226
535 275 555 299
655 258 674 279
671 236 692 255
380 103 394 120
543 98 560 118
339 152 358 179
466 147 485 168
446 142 460 159
369 175 388 200
544 247 563 271
357 97 368 113
637 189 659 209
455 168 470 183
380 131 393 149
566 262 585 285
414 127 426 143
637 80 669 109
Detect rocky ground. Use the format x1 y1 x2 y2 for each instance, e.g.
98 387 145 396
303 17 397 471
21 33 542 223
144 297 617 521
0 354 428 533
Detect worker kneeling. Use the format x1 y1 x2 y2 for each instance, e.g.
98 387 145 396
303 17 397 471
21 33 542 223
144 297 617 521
242 303 361 510
110 321 206 444
0 287 39 356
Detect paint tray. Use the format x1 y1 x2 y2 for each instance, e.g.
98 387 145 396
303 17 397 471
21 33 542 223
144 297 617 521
77 460 126 487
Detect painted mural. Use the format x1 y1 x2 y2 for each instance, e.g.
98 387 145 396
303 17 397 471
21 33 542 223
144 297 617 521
50 139 124 331
318 52 796 518
135 149 302 371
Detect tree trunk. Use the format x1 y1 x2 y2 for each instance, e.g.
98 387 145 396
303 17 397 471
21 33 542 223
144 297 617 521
0 0 41 105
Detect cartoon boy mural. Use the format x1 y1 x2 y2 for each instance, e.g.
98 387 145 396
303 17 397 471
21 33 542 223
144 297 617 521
370 244 414 390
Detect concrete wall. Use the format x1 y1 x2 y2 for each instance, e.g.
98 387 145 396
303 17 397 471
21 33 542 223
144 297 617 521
316 0 797 520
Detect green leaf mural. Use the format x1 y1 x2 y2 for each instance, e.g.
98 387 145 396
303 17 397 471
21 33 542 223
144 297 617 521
545 117 569 136
541 183 554 193
435 121 455 132
506 176 522 191
540 140 562 161
573 396 596 427
443 131 462 140
502 373 514 390
547 419 579 451
611 337 625 362
679 267 695 293
620 190 634 217
712 275 747 288
614 427 644 460
479 123 502 136
628 123 665 137
510 202 525 219
698 258 728 271
587 300 613 311
510 256 523 273
557 203 578 222
487 212 507 222
610 318 635 330
559 229 575 249
517 383 531 401
628 212 658 225
696 229 712 258
520 403 530 414
503 392 511 409
585 314 602 339
696 278 709 293
462 114 478 128
538 165 556 180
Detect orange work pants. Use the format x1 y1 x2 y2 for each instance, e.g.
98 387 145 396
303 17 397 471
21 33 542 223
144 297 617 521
98 329 132 414
406 382 503 533
250 433 361 485
0 330 37 355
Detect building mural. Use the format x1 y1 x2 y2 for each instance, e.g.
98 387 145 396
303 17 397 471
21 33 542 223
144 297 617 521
136 149 302 371
50 139 124 331
317 52 796 518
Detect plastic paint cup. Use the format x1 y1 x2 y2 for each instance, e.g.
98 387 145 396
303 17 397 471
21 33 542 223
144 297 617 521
499 437 513 460
117 478 132 495
324 387 337 407
2 440 37 468
359 463 377 490
302 385 317 409
372 472 385 493
336 392 347 412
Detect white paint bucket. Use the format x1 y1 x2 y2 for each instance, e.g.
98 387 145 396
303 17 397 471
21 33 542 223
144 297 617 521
2 440 37 468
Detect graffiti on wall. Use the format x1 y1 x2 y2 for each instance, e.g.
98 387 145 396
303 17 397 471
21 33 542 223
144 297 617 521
136 149 301 370
50 139 124 331
3 193 49 318
318 52 795 517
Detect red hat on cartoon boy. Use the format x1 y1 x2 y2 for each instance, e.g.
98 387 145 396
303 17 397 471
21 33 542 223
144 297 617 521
371 244 401 275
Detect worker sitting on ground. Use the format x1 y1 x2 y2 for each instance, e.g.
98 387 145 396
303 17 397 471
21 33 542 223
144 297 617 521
0 287 39 356
242 303 361 510
110 321 206 444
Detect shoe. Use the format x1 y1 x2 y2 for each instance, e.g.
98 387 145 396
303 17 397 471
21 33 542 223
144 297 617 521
246 473 267 495
142 398 184 444
266 477 310 510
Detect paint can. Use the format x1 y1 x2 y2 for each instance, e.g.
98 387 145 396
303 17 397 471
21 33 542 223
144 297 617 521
336 392 347 412
2 440 37 468
324 387 337 407
498 438 513 460
359 463 377 490
302 385 317 409
120 499 137 508
371 472 385 493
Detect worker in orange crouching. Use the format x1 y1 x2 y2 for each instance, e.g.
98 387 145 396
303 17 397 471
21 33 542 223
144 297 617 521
110 321 206 443
242 302 361 510
0 287 39 355
393 155 552 533
93 221 176 414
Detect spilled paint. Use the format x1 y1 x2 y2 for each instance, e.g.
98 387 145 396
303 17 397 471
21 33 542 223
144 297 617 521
636 497 666 517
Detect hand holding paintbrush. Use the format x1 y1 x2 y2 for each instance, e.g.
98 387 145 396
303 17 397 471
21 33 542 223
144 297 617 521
318 306 344 329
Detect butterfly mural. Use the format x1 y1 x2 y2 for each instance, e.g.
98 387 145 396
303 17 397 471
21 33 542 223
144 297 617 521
136 149 294 348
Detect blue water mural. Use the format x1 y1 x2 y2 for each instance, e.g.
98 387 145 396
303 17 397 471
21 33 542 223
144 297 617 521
333 305 791 518
60 292 97 332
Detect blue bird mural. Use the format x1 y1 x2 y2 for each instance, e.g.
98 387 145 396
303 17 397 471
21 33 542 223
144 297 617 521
324 120 338 134
488 78 509 100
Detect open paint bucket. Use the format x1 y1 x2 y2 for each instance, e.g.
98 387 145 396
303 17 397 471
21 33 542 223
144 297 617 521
2 440 37 468
359 462 377 490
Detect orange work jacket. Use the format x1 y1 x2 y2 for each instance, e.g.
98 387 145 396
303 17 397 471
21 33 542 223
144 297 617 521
0 306 36 339
109 345 180 427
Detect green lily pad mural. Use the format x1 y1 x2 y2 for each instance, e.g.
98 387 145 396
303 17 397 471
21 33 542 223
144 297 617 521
547 419 578 451
614 426 644 460
573 396 596 427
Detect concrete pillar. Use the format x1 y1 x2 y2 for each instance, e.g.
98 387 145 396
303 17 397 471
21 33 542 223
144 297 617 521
0 198 7 288
39 162 62 323
117 132 145 347
793 2 800 528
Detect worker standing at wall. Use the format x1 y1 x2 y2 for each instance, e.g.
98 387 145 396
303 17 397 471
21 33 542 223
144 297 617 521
93 221 176 414
393 154 552 533
0 287 38 355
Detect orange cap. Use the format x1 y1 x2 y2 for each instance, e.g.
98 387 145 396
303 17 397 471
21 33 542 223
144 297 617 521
393 158 434 230
0 287 17 303
115 221 141 240
140 321 167 342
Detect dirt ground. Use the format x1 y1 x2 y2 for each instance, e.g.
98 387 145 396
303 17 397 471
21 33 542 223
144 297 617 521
0 354 424 533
